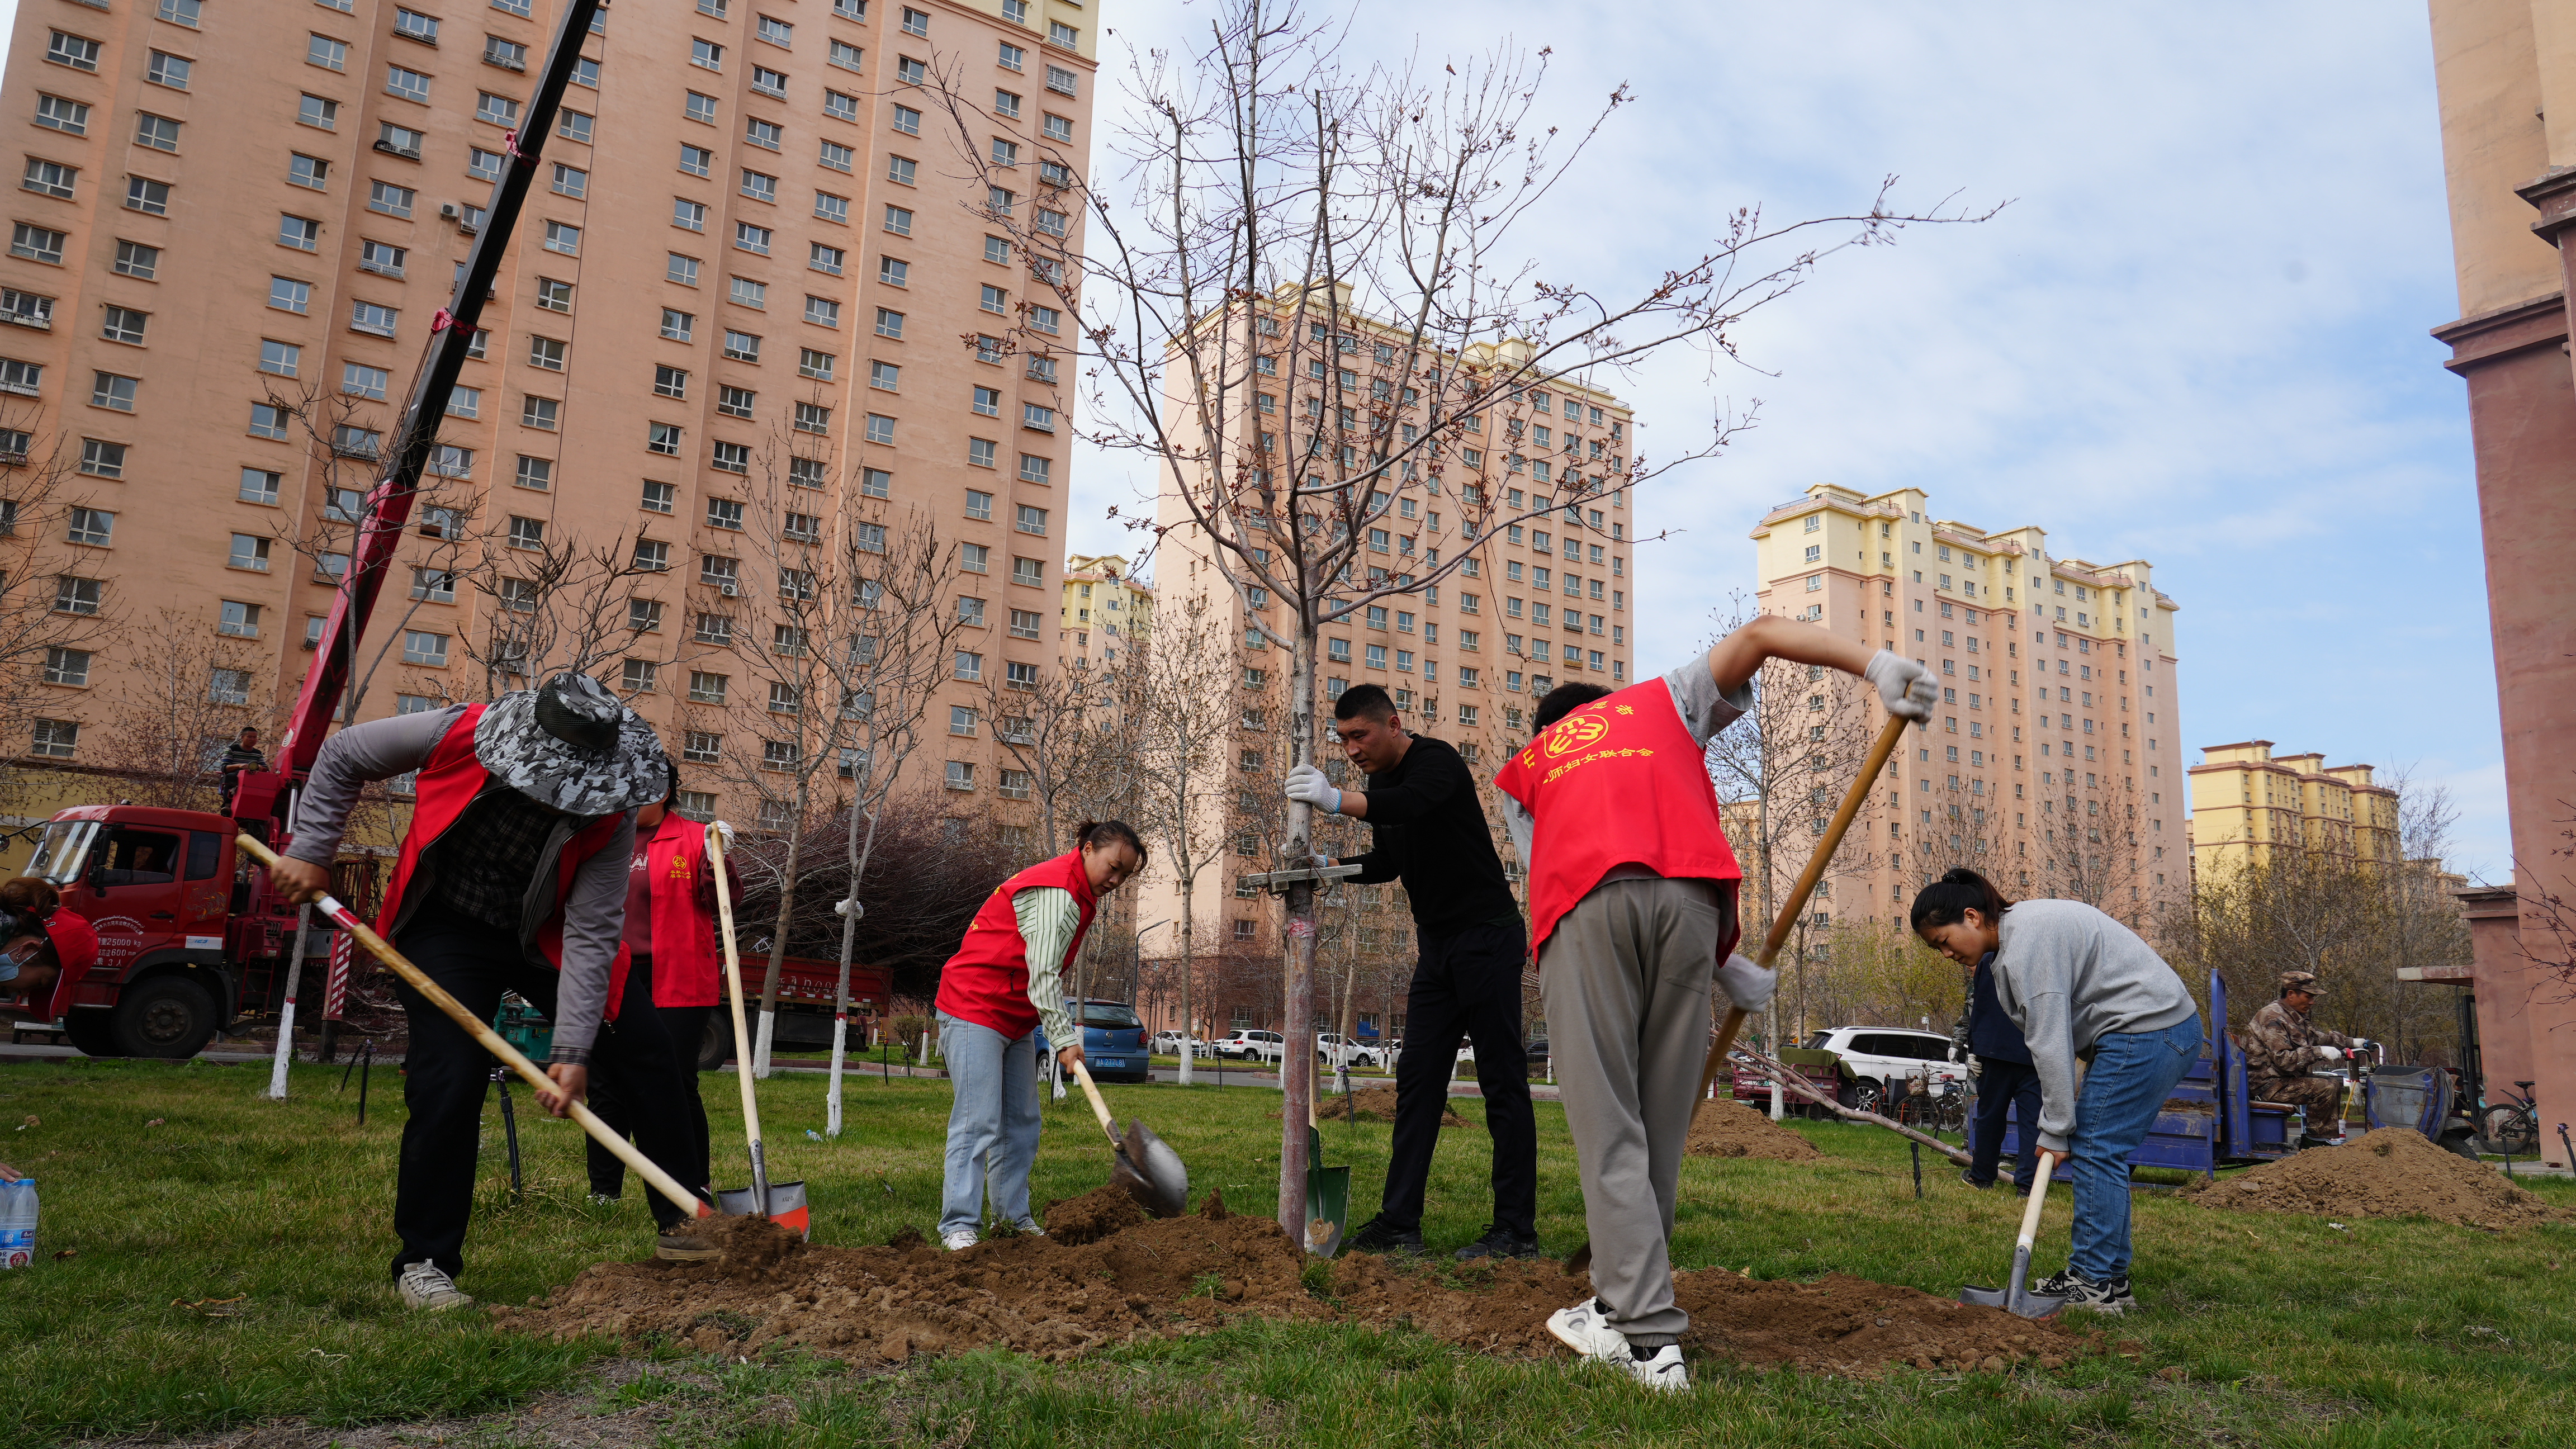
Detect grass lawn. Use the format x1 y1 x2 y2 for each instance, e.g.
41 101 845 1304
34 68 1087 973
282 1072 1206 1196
2 1055 2571 1447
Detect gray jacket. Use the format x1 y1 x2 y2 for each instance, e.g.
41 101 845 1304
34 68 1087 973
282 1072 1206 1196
287 705 633 1063
1990 899 2199 1154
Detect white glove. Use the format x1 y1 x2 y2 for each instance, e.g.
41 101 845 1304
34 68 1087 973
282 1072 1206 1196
708 820 737 851
1864 650 1938 724
1284 762 1342 815
1716 953 1778 1012
2314 1045 2344 1062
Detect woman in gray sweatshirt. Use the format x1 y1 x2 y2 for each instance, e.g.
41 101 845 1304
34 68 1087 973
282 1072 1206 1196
1914 868 2200 1315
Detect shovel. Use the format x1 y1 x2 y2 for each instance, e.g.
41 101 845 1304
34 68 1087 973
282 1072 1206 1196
1068 1056 1189 1218
1958 1151 2066 1318
707 823 808 1236
1305 1097 1349 1257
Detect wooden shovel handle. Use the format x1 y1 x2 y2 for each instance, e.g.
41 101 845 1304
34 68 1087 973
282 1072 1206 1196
1698 709 1913 1101
1067 1054 1124 1153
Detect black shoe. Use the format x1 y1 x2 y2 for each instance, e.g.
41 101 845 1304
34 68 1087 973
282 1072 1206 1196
1453 1224 1540 1261
2298 1134 2340 1149
1958 1169 1995 1190
1346 1215 1423 1254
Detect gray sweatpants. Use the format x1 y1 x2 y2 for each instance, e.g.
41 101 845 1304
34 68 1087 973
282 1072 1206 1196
1541 876 1734 1346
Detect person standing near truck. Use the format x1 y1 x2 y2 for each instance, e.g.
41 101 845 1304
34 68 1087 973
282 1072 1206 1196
2244 972 2367 1146
1959 947 2044 1195
269 671 688 1311
586 765 738 1213
1913 868 2202 1315
1284 682 1538 1262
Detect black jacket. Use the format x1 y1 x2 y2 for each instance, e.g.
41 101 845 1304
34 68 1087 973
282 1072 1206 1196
1967 951 2033 1065
1338 734 1520 938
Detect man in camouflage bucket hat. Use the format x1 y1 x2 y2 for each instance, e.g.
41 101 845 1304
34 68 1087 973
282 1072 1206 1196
273 672 691 1310
2243 972 2371 1144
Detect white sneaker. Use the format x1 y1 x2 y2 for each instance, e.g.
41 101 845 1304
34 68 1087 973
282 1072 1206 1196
1012 1218 1045 1236
1547 1296 1689 1392
940 1229 979 1251
397 1261 473 1312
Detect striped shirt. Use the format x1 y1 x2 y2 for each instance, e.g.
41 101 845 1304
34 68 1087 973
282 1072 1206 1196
1013 885 1082 1049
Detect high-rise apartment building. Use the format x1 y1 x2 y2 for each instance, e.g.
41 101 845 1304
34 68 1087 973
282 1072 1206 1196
1142 296 1638 1013
1059 551 1144 668
1748 484 2186 931
0 0 1095 840
2186 740 2399 883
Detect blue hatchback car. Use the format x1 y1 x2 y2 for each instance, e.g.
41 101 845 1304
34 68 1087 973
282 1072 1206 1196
1035 998 1154 1083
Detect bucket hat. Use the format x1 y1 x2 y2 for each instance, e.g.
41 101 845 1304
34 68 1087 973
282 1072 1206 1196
473 671 671 817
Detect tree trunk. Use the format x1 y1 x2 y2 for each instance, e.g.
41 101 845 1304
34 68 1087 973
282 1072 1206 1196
1176 875 1197 1086
826 803 882 1138
755 790 807 1078
1277 629 1320 1244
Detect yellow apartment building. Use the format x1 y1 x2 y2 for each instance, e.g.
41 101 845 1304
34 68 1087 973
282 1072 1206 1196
0 0 1098 855
1748 484 2186 931
2186 740 2401 881
1060 551 1147 667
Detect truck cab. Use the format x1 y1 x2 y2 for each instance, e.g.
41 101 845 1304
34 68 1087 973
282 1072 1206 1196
20 805 293 1057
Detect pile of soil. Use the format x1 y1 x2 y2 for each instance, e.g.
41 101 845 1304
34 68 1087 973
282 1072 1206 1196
1294 1083 1471 1128
1041 1183 1147 1244
1685 1100 1827 1162
502 1197 2092 1377
2191 1128 2573 1230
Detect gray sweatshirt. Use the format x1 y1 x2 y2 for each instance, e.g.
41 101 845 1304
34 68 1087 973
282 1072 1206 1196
287 705 633 1063
1990 899 2198 1153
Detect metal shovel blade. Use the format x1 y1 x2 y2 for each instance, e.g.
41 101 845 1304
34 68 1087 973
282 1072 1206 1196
1111 1119 1189 1218
1957 1242 2066 1319
1304 1125 1349 1257
715 1181 811 1239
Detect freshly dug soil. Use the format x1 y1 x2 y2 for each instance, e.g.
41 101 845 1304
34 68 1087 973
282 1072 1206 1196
1041 1183 1147 1244
1685 1100 1827 1162
500 1196 2092 1377
2190 1128 2573 1230
1300 1083 1471 1129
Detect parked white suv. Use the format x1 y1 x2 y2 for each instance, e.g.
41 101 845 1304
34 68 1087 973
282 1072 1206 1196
1317 1034 1384 1070
1211 1029 1286 1063
1801 1026 1966 1114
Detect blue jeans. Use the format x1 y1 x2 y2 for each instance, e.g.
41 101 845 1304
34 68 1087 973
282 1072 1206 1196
938 1012 1041 1236
2066 1016 2203 1281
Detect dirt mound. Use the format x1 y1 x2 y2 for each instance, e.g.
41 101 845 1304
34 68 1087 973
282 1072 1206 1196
501 1200 2093 1377
659 1213 804 1269
1042 1184 1147 1244
1685 1100 1826 1162
2191 1128 2573 1229
497 1202 1323 1363
1296 1083 1472 1128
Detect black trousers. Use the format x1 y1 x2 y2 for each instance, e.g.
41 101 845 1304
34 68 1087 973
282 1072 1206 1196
1381 918 1538 1238
387 905 697 1280
1968 1058 2044 1190
588 993 714 1199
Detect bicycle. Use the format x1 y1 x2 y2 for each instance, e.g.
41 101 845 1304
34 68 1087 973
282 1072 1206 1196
2479 1080 2539 1164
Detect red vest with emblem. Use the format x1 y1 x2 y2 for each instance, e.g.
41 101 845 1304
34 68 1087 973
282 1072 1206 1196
642 812 723 1008
1491 678 1743 959
380 704 634 1017
934 851 1097 1039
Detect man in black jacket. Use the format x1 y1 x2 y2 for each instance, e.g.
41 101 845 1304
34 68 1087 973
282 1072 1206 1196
1284 683 1537 1259
1962 949 2044 1195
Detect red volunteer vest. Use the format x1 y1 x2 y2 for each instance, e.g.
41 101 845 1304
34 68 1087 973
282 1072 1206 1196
1491 678 1744 959
37 907 98 1026
378 704 634 1019
642 811 722 1008
934 851 1098 1039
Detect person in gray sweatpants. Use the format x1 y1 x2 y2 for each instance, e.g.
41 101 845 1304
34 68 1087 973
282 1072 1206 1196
1495 618 1935 1390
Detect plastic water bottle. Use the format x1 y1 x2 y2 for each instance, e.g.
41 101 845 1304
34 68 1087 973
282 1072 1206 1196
0 1178 36 1270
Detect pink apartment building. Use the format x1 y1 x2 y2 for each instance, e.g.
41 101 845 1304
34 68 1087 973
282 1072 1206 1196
0 0 1095 832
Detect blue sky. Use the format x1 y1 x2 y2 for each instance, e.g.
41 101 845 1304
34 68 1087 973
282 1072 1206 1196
1062 2 2511 880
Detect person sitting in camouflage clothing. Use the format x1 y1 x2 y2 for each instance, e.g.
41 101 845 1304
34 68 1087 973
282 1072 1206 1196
2243 972 2372 1143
